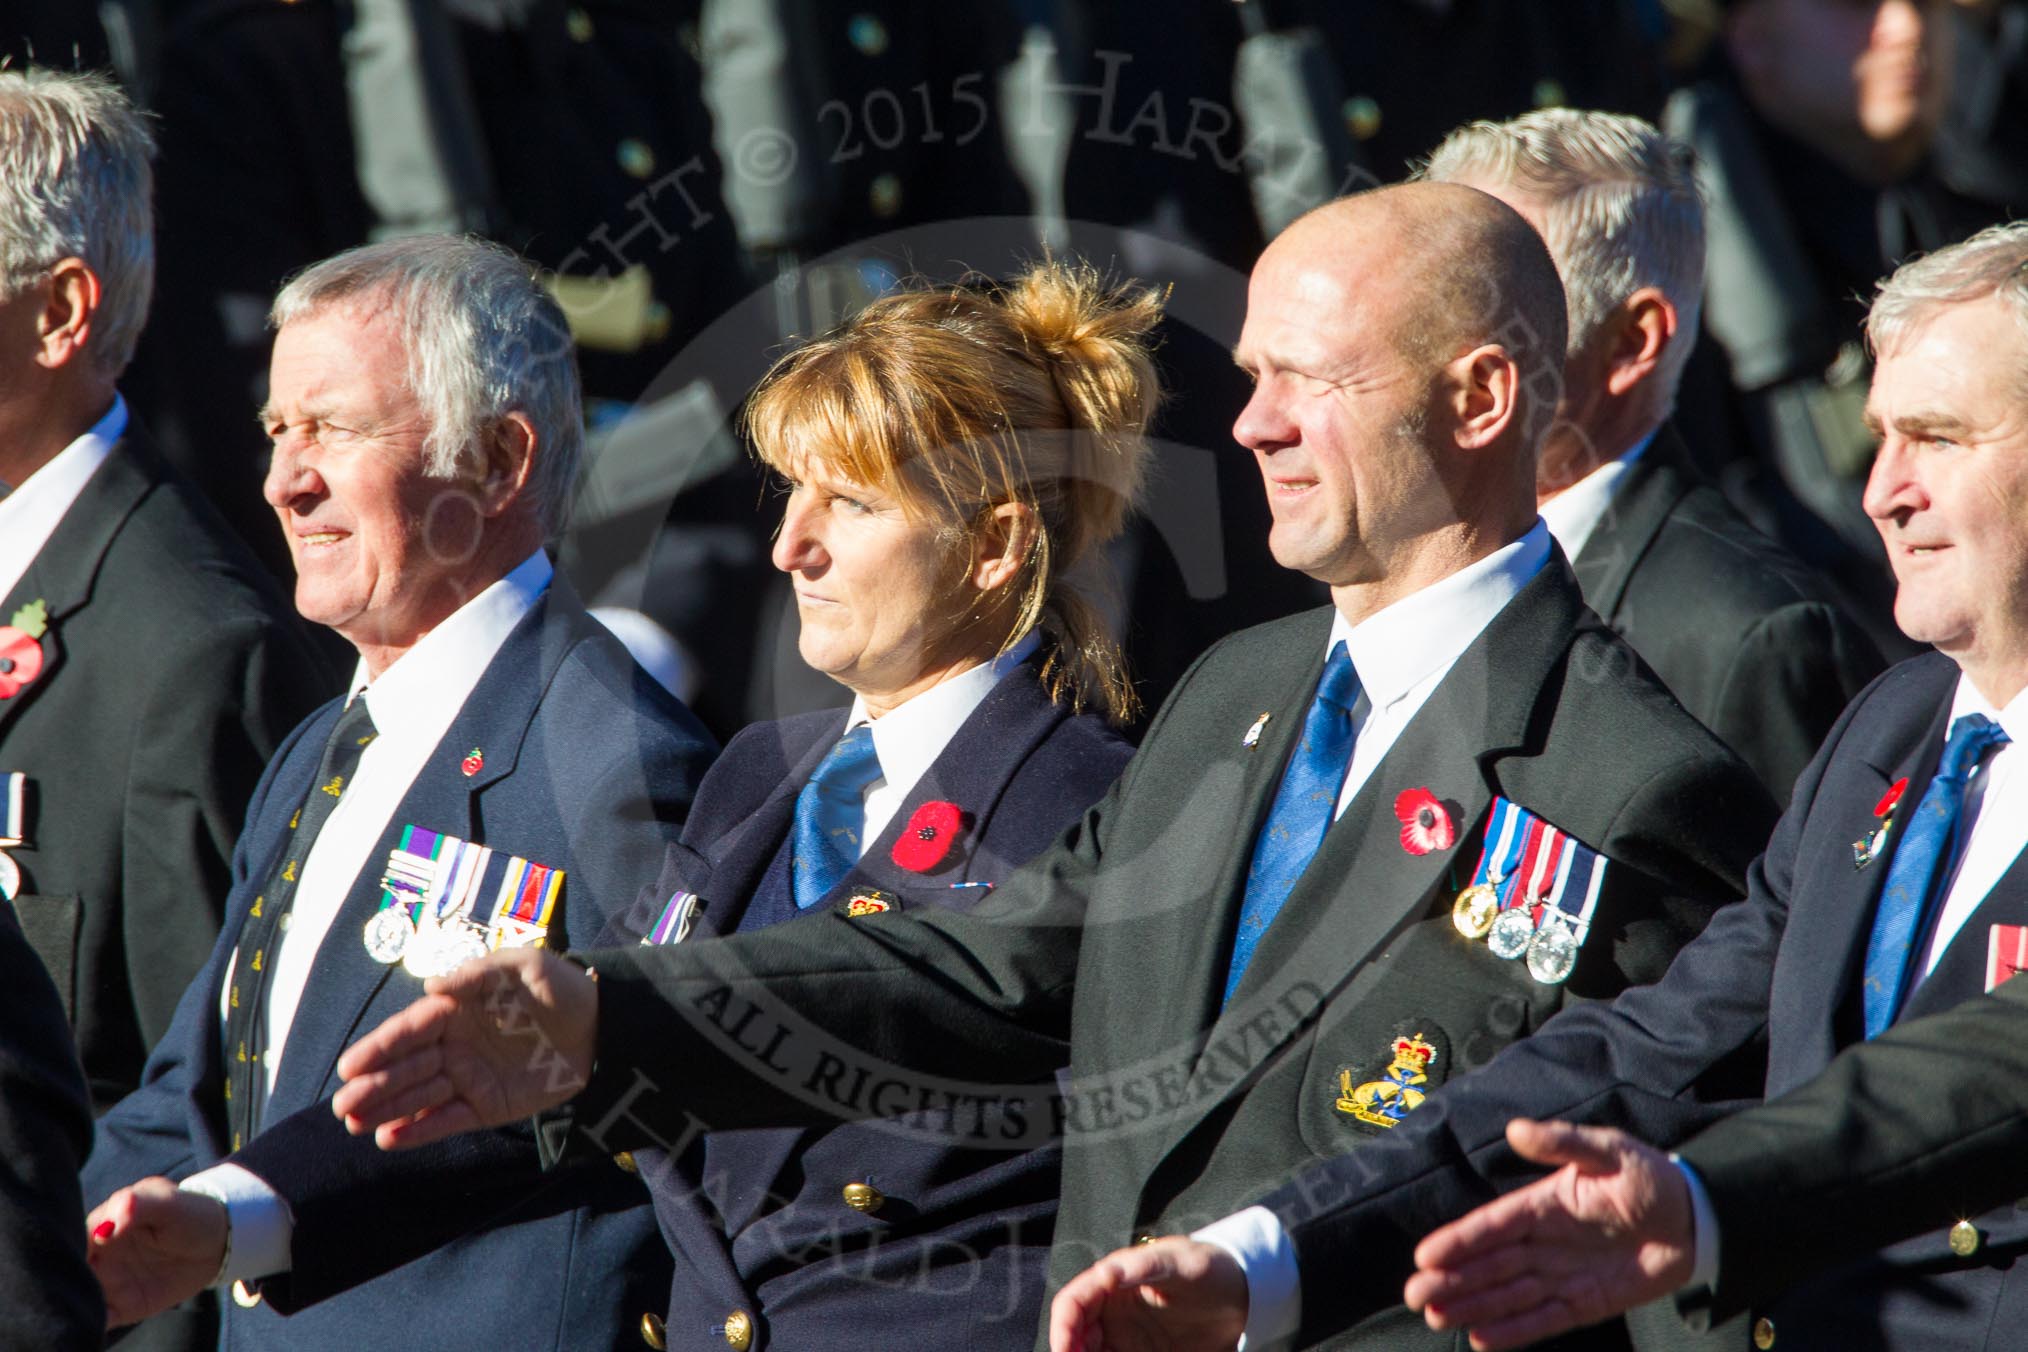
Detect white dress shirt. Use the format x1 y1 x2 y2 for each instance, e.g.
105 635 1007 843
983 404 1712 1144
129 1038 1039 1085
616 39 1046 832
1535 430 1654 564
1916 675 2028 978
0 394 126 602
182 550 553 1281
844 630 1043 852
1676 668 2028 1294
1329 522 1552 818
1195 521 1553 1349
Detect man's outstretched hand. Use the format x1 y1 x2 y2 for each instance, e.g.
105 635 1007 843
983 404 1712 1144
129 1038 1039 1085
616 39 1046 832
1048 1236 1248 1352
332 948 599 1149
1403 1118 1697 1351
87 1178 227 1328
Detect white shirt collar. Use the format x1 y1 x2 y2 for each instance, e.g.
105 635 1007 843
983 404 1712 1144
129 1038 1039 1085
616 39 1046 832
353 550 553 744
1329 519 1553 712
1948 670 2028 743
1537 428 1657 563
848 629 1043 795
0 393 128 603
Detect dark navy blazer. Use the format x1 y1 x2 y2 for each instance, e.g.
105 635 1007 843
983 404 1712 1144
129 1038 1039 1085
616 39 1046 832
606 661 1132 1352
84 578 717 1351
1267 651 2028 1349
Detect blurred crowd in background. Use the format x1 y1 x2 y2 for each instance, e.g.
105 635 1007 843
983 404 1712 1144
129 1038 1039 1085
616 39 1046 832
8 0 2027 741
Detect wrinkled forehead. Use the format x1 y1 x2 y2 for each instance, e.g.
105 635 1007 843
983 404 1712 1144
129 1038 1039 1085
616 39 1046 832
1867 298 2028 421
265 300 419 419
1238 247 1409 374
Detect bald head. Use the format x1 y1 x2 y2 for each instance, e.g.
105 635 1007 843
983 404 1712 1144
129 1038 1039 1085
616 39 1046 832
1276 184 1568 449
1233 182 1568 620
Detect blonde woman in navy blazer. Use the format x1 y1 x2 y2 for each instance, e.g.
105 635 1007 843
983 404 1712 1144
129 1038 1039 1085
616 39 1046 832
604 261 1162 1351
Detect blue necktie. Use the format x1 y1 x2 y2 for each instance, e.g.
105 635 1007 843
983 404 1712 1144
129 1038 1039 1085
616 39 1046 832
791 724 884 908
1225 642 1361 1004
1861 712 2011 1037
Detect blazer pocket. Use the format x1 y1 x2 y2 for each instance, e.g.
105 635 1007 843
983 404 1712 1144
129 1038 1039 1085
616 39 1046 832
12 892 80 1024
1295 1015 1459 1158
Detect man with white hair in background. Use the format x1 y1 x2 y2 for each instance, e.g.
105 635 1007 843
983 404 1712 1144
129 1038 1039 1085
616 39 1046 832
78 235 716 1350
0 69 331 1104
1424 108 1880 800
0 66 334 1352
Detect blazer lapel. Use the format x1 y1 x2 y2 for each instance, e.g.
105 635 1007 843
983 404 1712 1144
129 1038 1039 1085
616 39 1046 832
1767 671 1952 1091
1139 610 1342 1066
204 703 339 1125
1568 426 1698 623
0 437 153 737
710 722 840 931
1151 560 1587 1170
264 580 584 1111
1899 844 2028 1024
822 662 1072 905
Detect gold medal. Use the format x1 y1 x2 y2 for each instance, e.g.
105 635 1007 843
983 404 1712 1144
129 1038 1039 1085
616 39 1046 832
1452 882 1498 939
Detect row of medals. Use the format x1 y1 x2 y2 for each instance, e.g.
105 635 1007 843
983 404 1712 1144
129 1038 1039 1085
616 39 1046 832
1452 878 1579 985
364 905 490 981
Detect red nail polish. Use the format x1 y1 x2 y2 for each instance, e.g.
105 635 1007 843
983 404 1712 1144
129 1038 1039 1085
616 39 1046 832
93 1220 114 1241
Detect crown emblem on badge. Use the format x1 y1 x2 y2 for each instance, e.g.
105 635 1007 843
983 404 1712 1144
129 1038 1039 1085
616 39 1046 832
1389 1034 1436 1068
1336 1031 1439 1129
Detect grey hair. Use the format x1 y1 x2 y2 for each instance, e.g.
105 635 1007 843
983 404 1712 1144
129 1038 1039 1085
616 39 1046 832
0 67 155 378
1422 108 1705 415
271 236 583 534
1868 221 2028 363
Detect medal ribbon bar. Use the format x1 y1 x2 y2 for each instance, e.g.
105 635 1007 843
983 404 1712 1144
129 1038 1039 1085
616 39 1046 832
645 890 700 946
0 771 25 847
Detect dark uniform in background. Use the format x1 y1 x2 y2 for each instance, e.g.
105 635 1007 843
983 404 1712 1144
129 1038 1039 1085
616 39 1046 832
127 0 748 581
0 905 100 1351
0 3 113 69
610 0 1039 738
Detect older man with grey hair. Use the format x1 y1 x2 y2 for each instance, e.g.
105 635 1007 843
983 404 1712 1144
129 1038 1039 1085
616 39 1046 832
1421 107 1880 800
77 234 717 1350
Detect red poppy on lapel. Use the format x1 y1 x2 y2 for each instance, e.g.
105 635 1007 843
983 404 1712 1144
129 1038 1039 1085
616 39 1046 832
0 599 49 700
1394 788 1456 856
892 800 966 872
461 747 484 777
1853 776 1908 869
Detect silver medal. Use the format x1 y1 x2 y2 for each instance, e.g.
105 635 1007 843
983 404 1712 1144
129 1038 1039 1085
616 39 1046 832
402 920 448 980
363 907 415 964
0 849 18 902
435 922 490 973
1525 918 1579 985
1486 907 1536 960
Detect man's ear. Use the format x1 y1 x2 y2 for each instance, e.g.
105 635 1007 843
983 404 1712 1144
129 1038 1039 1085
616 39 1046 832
1450 344 1522 451
1602 289 1677 399
36 258 100 371
477 412 538 517
970 500 1039 592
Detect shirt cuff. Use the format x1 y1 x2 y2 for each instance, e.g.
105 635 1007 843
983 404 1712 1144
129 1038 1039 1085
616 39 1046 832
1669 1155 1720 1294
180 1163 295 1283
1193 1205 1301 1351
